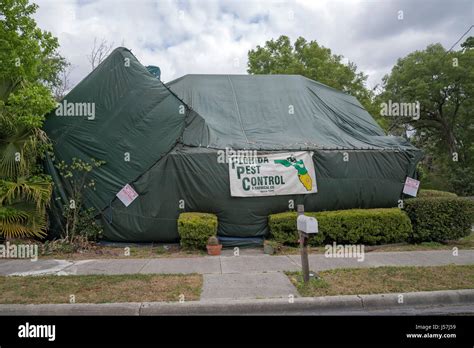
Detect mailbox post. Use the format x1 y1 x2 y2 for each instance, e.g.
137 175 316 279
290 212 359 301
296 204 318 283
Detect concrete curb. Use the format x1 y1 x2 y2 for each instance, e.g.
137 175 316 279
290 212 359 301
1 289 473 315
0 302 140 316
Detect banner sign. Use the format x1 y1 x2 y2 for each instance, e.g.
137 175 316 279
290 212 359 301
229 151 317 197
403 177 420 197
116 184 139 207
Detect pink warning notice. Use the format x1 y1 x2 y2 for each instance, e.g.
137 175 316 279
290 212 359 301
116 184 139 207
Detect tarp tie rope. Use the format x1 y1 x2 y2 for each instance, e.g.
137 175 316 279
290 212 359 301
105 200 113 224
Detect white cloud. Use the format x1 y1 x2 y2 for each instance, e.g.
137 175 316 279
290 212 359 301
33 0 472 90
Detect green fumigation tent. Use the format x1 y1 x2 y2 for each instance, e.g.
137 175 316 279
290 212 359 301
43 47 422 243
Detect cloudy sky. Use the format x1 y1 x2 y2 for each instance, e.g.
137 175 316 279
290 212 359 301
34 0 473 90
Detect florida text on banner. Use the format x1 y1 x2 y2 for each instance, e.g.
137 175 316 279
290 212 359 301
229 151 318 197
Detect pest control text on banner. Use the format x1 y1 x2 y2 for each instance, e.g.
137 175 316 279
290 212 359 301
229 151 317 197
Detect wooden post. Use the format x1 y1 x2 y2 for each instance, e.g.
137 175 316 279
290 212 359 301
297 204 310 283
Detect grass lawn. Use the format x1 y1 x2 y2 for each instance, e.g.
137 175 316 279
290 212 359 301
0 274 202 304
278 231 474 255
5 239 206 260
46 244 206 260
287 264 474 297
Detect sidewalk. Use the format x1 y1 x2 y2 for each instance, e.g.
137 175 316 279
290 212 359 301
1 250 473 301
1 249 473 276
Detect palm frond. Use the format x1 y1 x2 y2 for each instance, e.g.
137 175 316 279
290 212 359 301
0 120 50 180
0 125 34 179
0 177 52 211
0 205 47 239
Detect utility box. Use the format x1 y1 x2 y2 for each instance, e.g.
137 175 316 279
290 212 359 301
297 215 318 234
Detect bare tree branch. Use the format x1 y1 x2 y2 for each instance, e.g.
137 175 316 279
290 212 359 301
52 63 74 101
87 38 114 71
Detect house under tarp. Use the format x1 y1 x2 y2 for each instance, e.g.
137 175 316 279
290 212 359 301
43 47 422 244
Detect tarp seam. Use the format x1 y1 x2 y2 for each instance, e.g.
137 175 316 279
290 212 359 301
227 75 250 145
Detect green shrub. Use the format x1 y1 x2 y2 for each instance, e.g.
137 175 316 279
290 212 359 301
467 198 474 223
268 208 412 246
403 197 473 243
75 207 103 242
268 212 303 246
177 213 218 250
418 189 457 198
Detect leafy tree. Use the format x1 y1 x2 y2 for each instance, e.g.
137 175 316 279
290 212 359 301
247 35 384 127
0 0 65 96
0 0 65 238
381 38 474 195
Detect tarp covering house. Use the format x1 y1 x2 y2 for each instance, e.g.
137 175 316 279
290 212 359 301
44 47 422 243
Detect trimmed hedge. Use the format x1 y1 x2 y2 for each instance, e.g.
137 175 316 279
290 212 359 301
403 197 473 243
468 198 474 223
268 208 412 246
177 212 218 250
418 189 457 198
